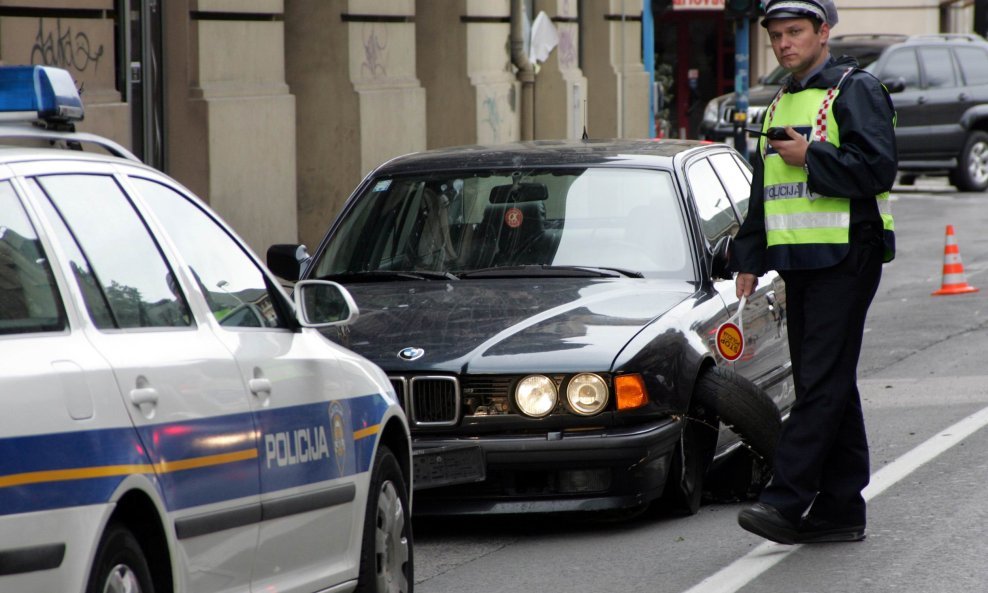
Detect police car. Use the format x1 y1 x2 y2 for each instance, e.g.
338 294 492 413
0 66 412 593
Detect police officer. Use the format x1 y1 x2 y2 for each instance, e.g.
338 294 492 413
731 0 897 544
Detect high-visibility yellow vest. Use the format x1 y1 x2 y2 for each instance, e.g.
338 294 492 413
761 68 894 268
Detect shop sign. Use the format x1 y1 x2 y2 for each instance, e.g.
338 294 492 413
673 0 725 9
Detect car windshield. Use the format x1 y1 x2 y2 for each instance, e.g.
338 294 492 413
312 167 692 280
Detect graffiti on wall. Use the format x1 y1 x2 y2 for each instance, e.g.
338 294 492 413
481 93 504 143
30 18 105 73
360 25 388 78
558 26 576 70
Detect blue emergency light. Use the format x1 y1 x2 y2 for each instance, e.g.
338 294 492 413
0 66 84 122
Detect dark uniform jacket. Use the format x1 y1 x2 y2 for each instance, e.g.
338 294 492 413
731 54 898 275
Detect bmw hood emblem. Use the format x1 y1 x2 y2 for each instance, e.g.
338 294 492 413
398 347 425 361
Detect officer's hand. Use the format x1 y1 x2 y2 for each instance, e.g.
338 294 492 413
736 272 757 299
769 126 810 168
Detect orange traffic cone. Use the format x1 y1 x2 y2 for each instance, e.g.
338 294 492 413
932 225 979 296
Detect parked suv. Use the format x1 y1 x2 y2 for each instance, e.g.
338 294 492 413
701 33 988 191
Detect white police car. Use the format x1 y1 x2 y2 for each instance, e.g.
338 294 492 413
0 66 412 593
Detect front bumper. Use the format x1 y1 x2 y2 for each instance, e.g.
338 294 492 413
412 417 683 515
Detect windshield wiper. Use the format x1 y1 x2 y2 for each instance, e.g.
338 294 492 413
458 265 642 279
320 270 458 282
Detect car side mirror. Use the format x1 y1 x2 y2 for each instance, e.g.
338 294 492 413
267 243 310 282
710 235 734 281
293 280 359 327
882 77 906 94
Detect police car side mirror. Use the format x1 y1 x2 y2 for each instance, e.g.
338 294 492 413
710 235 734 281
267 243 311 282
293 280 359 327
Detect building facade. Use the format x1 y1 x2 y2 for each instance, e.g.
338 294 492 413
0 0 968 253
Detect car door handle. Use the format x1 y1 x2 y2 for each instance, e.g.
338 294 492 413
129 387 159 406
249 378 272 397
917 96 927 104
959 92 970 101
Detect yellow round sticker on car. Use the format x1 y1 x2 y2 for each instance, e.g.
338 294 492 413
716 322 744 361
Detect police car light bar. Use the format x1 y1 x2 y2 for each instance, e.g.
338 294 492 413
0 66 84 123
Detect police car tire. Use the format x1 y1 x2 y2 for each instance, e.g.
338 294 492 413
86 522 155 593
693 365 781 465
356 445 413 593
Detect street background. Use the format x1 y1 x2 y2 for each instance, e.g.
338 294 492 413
412 178 988 593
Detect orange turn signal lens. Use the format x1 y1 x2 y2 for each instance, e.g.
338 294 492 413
615 374 648 410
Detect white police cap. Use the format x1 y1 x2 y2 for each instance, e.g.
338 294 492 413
761 0 838 28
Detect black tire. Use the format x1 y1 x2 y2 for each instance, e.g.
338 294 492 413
693 365 782 465
86 522 155 593
356 445 413 593
660 416 712 516
951 130 988 192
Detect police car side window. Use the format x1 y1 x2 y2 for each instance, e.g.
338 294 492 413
0 181 66 334
687 157 740 244
34 175 193 329
130 177 287 330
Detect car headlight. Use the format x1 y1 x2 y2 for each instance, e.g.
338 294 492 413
515 375 557 417
566 373 609 415
702 100 720 125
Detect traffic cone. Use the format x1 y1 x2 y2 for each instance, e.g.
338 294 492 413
932 225 979 296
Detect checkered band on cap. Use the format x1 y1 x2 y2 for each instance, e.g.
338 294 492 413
762 0 838 27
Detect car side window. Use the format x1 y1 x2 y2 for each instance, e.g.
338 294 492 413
130 177 287 329
687 157 740 243
954 47 988 85
34 175 193 329
879 48 920 89
0 180 66 334
709 152 750 220
918 47 956 89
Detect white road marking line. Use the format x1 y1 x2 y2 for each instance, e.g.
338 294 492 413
682 404 988 593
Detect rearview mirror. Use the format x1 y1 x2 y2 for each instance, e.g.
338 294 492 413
267 243 310 282
882 77 906 94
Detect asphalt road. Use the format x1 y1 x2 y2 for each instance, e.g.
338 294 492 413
412 178 988 593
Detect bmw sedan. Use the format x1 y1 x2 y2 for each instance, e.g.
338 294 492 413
269 139 793 517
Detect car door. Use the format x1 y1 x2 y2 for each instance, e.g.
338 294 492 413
685 154 788 398
873 46 929 160
914 45 966 158
127 174 362 593
22 166 261 593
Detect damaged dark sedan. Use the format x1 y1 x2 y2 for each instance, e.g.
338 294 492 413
269 139 794 517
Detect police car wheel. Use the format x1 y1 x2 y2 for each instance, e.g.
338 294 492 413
87 522 155 593
357 445 413 593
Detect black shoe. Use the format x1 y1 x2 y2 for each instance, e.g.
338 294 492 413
796 516 866 543
737 502 798 544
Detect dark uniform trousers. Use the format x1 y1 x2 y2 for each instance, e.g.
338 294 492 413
760 222 885 526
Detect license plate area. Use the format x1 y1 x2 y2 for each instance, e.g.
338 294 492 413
412 443 486 490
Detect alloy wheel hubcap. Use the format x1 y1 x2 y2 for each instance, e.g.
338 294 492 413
103 564 142 593
375 480 409 593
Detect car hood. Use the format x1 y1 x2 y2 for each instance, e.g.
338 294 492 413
329 278 695 373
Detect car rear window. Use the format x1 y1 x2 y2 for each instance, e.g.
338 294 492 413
0 180 66 335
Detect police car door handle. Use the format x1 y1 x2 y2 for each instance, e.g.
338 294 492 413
129 387 159 406
249 377 272 397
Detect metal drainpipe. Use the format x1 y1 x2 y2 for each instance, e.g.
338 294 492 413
510 0 535 141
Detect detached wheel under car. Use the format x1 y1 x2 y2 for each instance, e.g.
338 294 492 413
357 445 413 593
950 130 988 192
694 365 781 464
86 522 155 593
